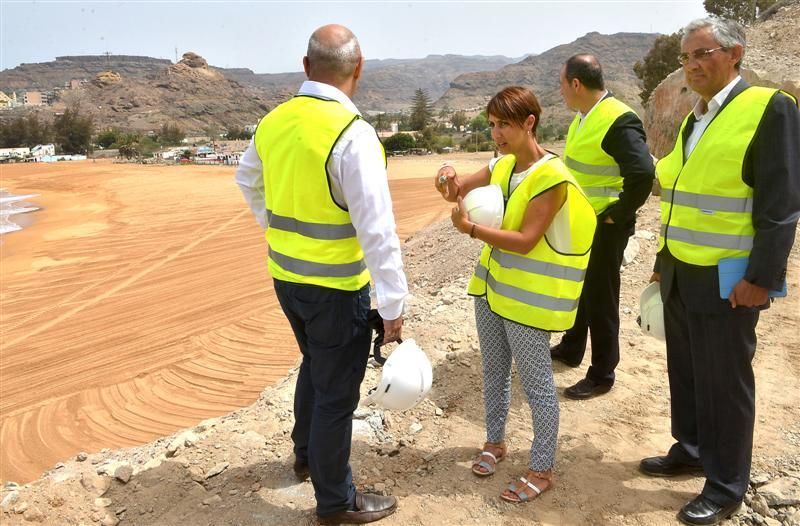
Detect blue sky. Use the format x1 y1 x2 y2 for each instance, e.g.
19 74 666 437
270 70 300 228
2 1 707 73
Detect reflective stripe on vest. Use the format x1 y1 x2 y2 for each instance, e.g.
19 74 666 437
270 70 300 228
266 209 357 240
254 95 373 290
489 250 586 282
269 247 367 278
466 154 597 331
564 97 635 214
474 263 580 312
661 189 753 214
659 224 753 251
564 155 621 177
656 86 790 266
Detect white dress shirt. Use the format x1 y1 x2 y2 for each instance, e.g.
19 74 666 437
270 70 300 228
235 80 408 320
576 90 609 132
685 75 741 158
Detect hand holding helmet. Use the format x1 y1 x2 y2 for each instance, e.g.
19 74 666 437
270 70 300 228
362 339 433 412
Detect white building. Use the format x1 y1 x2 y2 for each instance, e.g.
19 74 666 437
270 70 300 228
31 144 56 161
0 147 31 160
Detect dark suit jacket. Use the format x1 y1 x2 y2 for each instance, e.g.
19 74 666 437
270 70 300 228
655 79 800 313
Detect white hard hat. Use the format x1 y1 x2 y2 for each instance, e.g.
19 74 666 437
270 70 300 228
463 184 504 229
638 282 665 341
362 339 433 411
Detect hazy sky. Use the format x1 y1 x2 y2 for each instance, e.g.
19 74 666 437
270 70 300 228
2 1 707 73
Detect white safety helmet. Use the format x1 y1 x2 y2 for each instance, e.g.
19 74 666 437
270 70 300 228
463 184 504 229
638 282 665 341
362 339 433 411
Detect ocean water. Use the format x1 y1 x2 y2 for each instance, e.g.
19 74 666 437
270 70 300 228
0 188 40 235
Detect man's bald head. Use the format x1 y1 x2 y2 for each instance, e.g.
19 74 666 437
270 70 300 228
563 54 605 91
306 24 362 82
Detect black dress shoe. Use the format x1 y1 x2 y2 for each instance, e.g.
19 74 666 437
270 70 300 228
550 343 581 368
677 495 741 525
639 455 704 477
318 492 397 525
563 377 612 400
293 460 310 481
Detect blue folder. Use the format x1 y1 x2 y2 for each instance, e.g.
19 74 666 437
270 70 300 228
718 257 788 299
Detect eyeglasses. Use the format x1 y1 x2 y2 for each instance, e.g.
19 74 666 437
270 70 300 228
677 47 725 65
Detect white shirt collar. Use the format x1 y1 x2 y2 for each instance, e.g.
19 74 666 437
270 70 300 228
297 80 361 116
578 90 609 121
692 75 741 119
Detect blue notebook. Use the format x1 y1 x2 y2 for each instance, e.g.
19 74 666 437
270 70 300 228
718 257 788 299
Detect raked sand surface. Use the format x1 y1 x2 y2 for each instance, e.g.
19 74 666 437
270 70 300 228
0 153 490 484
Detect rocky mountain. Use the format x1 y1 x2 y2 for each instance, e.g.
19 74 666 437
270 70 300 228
49 53 278 134
1 54 518 132
436 32 658 130
643 0 800 157
218 54 520 112
0 55 172 90
0 33 659 135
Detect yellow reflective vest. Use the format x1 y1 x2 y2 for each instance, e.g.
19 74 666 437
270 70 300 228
254 95 380 290
657 86 791 266
564 97 636 214
467 155 597 330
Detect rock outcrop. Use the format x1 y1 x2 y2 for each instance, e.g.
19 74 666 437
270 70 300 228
92 71 122 88
643 1 800 157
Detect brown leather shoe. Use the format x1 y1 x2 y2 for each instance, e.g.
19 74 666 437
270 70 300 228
317 492 398 524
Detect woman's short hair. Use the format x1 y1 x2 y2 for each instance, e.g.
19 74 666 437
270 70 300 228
486 86 543 134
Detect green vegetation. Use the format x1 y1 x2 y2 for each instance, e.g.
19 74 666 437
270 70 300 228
469 113 490 132
52 106 94 154
450 111 468 130
159 122 186 146
223 125 253 141
633 32 683 105
409 88 434 131
0 114 52 148
95 129 121 149
704 0 778 24
383 132 415 152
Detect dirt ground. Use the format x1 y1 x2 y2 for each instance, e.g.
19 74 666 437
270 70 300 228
0 153 488 485
1 152 798 526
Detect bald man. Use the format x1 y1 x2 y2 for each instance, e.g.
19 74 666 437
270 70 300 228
236 25 405 524
551 54 654 399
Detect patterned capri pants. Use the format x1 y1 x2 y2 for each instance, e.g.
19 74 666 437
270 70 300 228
474 296 559 471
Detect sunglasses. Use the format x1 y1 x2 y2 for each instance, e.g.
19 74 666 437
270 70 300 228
677 47 725 65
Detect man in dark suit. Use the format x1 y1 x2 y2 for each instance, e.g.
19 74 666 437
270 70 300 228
551 54 654 400
639 17 800 526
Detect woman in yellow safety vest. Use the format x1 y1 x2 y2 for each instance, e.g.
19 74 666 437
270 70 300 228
435 86 596 503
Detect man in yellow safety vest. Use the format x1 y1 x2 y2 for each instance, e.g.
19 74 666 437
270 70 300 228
235 24 407 525
550 54 654 399
639 17 800 526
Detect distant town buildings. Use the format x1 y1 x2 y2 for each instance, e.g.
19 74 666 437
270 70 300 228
23 90 53 106
2 79 88 109
0 147 31 160
0 91 17 110
0 144 87 163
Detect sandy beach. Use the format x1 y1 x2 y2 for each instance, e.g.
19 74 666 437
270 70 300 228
0 153 491 484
